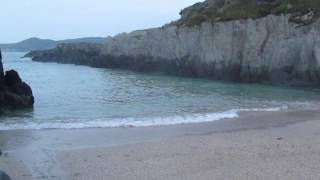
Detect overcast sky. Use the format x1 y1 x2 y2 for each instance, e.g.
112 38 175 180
0 0 203 43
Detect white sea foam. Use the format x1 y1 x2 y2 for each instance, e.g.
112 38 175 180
0 107 287 131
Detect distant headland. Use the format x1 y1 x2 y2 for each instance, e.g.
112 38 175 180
0 37 106 52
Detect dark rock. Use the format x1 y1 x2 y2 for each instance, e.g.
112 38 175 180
4 70 32 96
0 49 34 113
0 51 4 86
4 70 22 87
0 171 11 180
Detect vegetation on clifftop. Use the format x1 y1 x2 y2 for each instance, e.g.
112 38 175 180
175 0 320 26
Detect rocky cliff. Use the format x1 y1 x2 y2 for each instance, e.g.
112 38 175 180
25 0 320 86
0 50 34 114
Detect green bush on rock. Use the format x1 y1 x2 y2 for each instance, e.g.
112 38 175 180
175 0 320 26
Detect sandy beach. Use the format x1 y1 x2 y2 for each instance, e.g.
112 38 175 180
1 110 320 180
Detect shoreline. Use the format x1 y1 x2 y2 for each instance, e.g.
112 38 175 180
0 106 302 131
1 109 320 179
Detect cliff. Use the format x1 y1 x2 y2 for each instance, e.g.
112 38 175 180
0 50 34 114
25 0 320 86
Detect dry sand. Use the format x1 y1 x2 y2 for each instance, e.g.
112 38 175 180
1 110 320 180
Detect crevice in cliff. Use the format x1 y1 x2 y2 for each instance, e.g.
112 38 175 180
259 16 271 56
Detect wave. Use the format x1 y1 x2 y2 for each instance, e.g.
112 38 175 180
0 107 286 130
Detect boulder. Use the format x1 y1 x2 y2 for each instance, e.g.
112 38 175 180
0 50 34 113
4 70 22 87
0 170 11 180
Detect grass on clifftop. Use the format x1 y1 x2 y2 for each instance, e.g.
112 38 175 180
273 0 320 14
176 0 320 26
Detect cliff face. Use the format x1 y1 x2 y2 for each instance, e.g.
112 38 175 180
100 15 320 85
25 0 320 86
0 50 34 113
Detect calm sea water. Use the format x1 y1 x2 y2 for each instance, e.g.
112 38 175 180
0 52 320 130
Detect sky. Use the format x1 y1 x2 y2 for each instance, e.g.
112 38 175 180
0 0 203 43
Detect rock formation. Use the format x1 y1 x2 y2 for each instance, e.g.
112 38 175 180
25 0 320 87
0 170 11 180
0 170 12 180
0 50 34 114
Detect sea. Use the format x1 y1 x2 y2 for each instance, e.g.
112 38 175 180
0 51 319 130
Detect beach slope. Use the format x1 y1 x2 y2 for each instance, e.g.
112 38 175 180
1 110 320 179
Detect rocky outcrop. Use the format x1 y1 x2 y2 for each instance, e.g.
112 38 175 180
0 50 34 113
0 170 11 180
25 0 320 87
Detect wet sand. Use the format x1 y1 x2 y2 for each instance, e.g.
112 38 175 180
1 110 320 179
